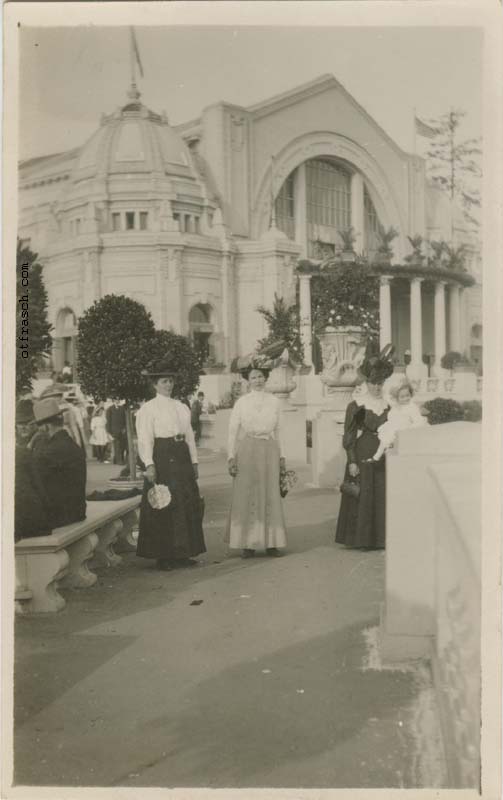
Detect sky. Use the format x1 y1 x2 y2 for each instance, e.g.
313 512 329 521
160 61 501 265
19 25 483 161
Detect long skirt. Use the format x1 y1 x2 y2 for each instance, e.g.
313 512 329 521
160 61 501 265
335 429 386 549
226 436 287 551
136 438 206 561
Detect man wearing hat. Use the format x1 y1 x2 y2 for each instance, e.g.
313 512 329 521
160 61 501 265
106 399 128 465
14 399 53 541
32 398 87 528
39 383 82 447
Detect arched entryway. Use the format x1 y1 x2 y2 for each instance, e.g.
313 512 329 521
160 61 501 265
188 303 216 363
53 307 78 376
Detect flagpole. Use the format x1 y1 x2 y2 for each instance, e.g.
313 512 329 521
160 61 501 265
130 28 136 88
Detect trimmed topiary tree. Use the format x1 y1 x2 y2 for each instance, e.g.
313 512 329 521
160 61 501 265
16 239 53 396
77 295 156 480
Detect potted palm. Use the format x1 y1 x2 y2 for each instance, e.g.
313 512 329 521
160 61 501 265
404 235 426 268
338 227 357 263
375 225 399 266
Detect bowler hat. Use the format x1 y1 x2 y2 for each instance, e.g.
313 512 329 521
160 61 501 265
141 358 179 378
16 399 35 424
34 398 64 424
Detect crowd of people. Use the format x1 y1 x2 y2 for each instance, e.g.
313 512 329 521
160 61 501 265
15 345 428 568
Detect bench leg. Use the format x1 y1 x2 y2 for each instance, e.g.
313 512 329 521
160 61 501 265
114 509 139 553
59 532 99 589
16 550 70 614
94 519 123 567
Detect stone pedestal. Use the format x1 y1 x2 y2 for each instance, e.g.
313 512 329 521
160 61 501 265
280 406 307 464
311 387 354 487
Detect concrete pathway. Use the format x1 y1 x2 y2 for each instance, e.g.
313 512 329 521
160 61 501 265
14 452 446 789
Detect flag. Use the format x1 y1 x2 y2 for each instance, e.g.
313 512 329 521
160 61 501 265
130 27 144 79
415 116 438 139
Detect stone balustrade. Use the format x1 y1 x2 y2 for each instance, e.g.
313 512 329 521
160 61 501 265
428 460 481 789
15 497 141 614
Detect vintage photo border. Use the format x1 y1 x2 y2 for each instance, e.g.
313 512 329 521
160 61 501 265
2 2 502 798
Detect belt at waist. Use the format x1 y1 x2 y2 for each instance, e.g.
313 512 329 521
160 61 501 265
245 433 273 440
154 434 186 442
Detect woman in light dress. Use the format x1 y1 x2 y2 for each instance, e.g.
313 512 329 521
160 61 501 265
227 365 287 558
89 406 109 462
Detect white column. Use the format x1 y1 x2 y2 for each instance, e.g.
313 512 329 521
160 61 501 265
409 277 424 372
294 163 308 257
433 281 447 373
298 273 313 368
350 172 365 254
449 284 462 352
379 275 392 349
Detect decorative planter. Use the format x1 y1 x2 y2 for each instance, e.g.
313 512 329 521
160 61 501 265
266 348 297 405
319 326 366 387
444 378 456 393
341 250 356 264
426 377 439 393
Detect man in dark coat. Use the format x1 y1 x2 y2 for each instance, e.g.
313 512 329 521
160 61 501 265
33 398 87 528
106 400 128 465
190 392 205 445
14 400 53 541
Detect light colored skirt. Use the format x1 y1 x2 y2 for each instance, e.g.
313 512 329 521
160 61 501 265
226 436 287 551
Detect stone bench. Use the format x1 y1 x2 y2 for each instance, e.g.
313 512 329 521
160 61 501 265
15 497 141 614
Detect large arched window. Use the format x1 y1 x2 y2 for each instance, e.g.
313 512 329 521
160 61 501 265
364 185 381 259
305 159 351 257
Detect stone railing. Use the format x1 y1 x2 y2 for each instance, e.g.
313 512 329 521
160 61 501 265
15 497 140 614
428 460 481 789
381 422 481 789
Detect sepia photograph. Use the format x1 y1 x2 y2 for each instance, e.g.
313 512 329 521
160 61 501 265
2 2 502 798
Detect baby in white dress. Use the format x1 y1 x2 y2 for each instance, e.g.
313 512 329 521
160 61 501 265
371 380 427 461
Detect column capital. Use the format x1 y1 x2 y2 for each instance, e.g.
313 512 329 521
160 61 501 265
435 279 447 287
410 275 424 285
298 272 313 283
380 274 393 285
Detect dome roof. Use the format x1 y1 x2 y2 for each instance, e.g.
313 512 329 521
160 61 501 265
71 86 197 187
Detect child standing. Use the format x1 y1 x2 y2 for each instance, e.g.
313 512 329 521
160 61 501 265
370 381 426 461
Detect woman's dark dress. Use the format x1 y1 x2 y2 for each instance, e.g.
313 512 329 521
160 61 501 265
136 438 206 561
335 400 389 549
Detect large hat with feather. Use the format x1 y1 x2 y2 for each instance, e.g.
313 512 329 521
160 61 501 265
141 357 180 379
358 343 395 385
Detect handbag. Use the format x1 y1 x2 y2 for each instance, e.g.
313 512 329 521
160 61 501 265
340 478 360 499
147 483 172 510
279 469 298 498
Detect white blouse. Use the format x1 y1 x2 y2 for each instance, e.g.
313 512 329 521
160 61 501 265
135 394 198 467
227 390 283 459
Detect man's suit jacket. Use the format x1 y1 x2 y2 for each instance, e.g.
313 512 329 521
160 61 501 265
106 405 126 437
33 429 87 528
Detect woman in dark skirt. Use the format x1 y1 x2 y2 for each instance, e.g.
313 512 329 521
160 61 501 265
135 361 206 570
335 347 394 550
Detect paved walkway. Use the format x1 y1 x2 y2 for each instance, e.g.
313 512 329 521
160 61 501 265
14 451 446 789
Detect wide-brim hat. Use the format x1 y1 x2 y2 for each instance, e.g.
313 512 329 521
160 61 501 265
34 398 65 424
141 358 179 378
16 399 35 424
39 382 67 399
358 343 395 385
231 352 275 377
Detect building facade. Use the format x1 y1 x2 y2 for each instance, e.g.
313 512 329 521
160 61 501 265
18 74 482 376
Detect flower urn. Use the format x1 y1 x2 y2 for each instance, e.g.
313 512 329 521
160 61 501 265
266 348 297 405
319 326 366 410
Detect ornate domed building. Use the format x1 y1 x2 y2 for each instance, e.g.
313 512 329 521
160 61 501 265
18 74 482 379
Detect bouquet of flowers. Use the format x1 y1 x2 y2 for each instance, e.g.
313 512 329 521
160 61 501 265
280 468 298 498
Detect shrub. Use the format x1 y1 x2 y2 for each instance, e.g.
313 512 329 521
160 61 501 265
461 400 482 422
422 397 464 425
440 351 463 371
